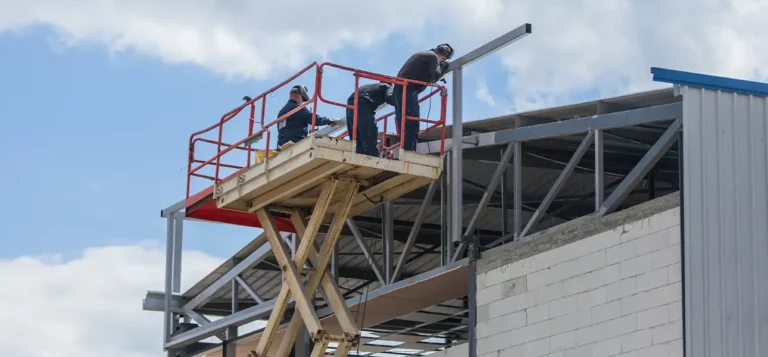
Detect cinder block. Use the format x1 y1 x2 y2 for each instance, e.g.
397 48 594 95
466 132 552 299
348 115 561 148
530 282 565 307
507 324 537 348
593 337 621 357
478 303 490 323
606 277 636 302
591 300 621 324
669 300 683 321
550 330 579 352
666 226 681 246
547 352 564 357
528 259 579 290
574 323 604 346
527 303 550 324
543 310 592 339
477 310 527 339
563 343 593 357
576 250 607 276
667 338 684 357
636 267 669 293
490 284 540 318
621 282 682 316
650 208 680 233
499 344 523 357
563 264 620 296
637 304 671 330
620 244 680 279
477 332 512 355
652 320 682 345
619 341 671 357
577 287 607 310
606 240 637 266
550 295 579 318
531 249 562 273
523 338 551 357
667 263 682 283
477 272 487 290
635 228 672 256
619 217 656 242
564 229 622 263
486 258 533 287
479 352 499 357
620 328 653 352
601 314 637 339
478 276 527 306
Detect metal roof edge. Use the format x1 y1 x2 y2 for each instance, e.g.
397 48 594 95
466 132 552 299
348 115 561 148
651 67 768 97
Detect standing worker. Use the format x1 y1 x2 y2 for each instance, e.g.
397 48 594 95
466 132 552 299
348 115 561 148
393 43 454 151
346 82 395 157
276 85 338 150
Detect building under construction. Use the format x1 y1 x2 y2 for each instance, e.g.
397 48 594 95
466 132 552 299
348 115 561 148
143 24 768 357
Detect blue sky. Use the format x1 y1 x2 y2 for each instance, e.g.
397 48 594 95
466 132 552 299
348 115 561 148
0 25 511 260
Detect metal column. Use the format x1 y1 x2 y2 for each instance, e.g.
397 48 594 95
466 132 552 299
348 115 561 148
383 202 394 284
513 142 522 238
594 129 604 211
164 214 174 346
450 67 464 248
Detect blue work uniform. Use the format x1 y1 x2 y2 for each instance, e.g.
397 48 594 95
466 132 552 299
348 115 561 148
346 83 395 157
276 99 334 148
393 50 447 151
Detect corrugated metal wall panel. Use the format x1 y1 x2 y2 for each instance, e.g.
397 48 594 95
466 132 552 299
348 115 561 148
681 86 768 357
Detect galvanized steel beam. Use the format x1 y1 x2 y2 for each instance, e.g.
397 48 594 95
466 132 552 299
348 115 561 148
598 118 682 215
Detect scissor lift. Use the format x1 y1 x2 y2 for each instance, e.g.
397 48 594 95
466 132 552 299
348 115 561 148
183 62 448 357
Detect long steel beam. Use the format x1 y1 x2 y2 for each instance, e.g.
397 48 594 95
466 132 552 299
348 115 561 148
598 118 682 215
182 239 271 311
166 300 277 349
416 102 682 153
445 24 532 72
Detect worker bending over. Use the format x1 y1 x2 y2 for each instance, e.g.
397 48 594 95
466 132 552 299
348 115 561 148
346 82 395 157
393 43 453 151
276 85 337 150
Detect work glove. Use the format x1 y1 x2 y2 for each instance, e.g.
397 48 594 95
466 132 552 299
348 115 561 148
440 59 451 72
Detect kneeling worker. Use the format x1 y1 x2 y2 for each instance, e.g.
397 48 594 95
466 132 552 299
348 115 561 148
276 85 338 150
346 82 395 157
394 43 453 151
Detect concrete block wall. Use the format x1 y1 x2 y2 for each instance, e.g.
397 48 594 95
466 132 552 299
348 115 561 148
474 203 683 357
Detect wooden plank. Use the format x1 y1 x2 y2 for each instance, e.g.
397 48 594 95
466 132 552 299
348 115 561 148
246 162 346 212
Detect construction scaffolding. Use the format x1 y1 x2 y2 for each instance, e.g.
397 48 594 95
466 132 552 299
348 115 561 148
143 23 695 357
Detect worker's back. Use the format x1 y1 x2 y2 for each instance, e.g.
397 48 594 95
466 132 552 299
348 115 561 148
397 50 440 91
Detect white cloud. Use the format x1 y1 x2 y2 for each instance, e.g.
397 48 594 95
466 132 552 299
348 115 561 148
1 0 766 110
0 242 222 357
474 79 497 108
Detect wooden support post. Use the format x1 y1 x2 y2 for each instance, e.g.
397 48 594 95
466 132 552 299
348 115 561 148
275 182 361 357
310 340 330 357
251 180 340 357
334 342 354 357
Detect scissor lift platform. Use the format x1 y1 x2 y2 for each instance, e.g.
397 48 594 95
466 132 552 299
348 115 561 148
213 135 443 220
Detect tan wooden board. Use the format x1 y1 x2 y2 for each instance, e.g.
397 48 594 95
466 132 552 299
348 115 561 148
214 135 443 216
196 264 469 357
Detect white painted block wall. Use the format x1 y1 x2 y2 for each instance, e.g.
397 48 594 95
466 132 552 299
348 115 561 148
474 207 683 357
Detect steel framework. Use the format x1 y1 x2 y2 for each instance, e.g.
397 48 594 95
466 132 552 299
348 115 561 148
145 23 689 357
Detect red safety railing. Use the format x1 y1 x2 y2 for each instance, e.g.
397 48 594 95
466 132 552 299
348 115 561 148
186 61 448 200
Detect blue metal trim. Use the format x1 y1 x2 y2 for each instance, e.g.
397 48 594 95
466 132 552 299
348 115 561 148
651 67 768 97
